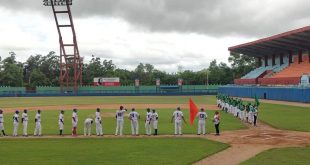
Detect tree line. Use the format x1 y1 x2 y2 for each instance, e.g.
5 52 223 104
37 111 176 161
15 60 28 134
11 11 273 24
0 51 256 87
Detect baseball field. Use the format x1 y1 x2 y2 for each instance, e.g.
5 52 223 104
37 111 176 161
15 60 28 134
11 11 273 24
0 95 309 165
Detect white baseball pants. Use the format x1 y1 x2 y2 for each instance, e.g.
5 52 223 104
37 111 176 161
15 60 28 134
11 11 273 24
198 120 206 135
131 120 139 135
23 122 28 136
34 122 41 136
175 121 182 135
13 122 19 136
115 119 124 135
145 121 151 135
96 122 103 135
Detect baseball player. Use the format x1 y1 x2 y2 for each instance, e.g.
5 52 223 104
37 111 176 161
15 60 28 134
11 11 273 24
145 108 152 136
197 108 207 135
72 109 78 136
248 104 254 124
59 110 65 136
152 109 159 135
253 105 258 127
13 110 19 136
95 108 103 136
128 108 140 136
21 109 28 137
84 118 93 136
171 107 186 135
0 109 6 136
34 110 42 136
115 106 127 136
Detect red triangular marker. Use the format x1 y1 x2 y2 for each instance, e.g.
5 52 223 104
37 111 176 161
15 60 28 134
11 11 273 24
189 98 199 125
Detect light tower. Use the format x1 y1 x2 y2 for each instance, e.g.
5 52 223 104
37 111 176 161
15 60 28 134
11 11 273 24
43 0 83 92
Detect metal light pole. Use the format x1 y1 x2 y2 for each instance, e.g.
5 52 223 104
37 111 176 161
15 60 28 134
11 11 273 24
43 0 83 92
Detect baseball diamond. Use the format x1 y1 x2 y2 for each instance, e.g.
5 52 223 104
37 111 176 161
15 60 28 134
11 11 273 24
1 0 310 164
0 95 309 165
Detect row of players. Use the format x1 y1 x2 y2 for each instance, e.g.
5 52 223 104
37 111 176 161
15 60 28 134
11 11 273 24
0 106 221 137
217 95 259 126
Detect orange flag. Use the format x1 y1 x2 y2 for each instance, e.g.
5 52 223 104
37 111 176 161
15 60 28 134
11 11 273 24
189 98 199 125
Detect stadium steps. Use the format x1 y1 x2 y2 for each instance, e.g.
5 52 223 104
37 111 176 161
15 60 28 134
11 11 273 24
259 55 310 85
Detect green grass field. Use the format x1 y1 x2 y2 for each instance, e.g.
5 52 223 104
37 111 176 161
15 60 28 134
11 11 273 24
0 95 309 164
0 138 229 165
258 103 310 132
1 108 244 135
240 147 310 165
1 95 310 133
0 96 216 108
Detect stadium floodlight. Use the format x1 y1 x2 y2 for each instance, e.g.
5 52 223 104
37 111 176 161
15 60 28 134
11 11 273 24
43 0 72 6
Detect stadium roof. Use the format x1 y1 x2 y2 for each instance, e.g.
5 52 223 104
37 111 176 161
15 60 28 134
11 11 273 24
228 26 310 57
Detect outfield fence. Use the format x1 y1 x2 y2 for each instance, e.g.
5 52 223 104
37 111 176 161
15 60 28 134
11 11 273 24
219 85 310 103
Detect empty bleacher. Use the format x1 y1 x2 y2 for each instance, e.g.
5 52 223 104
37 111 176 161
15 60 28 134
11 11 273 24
259 55 310 85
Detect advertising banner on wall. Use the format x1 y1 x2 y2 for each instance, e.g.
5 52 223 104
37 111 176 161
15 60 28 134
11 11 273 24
135 79 140 87
156 78 160 86
178 78 183 86
93 77 120 86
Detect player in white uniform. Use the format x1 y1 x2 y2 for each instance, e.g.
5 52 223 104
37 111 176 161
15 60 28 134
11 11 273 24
152 109 159 135
21 109 28 137
171 107 187 135
145 108 152 136
115 106 127 136
95 108 103 136
128 108 140 136
72 109 78 136
13 110 19 136
197 108 207 135
34 110 42 136
58 110 64 136
0 109 7 136
84 118 93 136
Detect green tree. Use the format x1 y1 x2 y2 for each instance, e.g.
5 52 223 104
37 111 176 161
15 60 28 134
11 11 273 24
29 69 49 87
0 63 23 86
24 54 42 85
82 55 104 85
228 52 256 79
39 51 60 86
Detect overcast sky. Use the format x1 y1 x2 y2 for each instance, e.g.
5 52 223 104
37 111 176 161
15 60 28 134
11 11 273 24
0 0 309 72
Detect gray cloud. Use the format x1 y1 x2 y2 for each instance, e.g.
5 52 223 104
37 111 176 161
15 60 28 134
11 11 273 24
1 0 310 37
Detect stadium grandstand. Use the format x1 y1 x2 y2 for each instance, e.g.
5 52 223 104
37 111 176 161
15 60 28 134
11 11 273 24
229 26 310 86
219 26 310 103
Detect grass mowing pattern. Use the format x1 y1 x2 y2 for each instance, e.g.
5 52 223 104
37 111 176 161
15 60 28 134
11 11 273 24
0 138 229 165
2 108 245 135
240 147 310 165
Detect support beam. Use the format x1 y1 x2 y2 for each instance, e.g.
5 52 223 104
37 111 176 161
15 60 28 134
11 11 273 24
309 49 310 63
289 51 293 64
272 54 276 66
280 53 284 65
258 57 262 67
237 47 271 56
298 50 303 63
265 56 268 67
256 43 291 53
274 39 307 50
